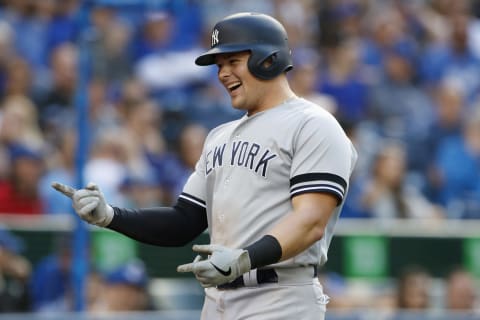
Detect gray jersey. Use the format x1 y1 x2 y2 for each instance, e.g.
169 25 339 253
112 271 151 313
180 97 357 267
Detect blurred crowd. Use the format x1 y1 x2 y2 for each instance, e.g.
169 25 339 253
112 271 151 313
0 0 480 315
1 229 155 313
320 264 479 317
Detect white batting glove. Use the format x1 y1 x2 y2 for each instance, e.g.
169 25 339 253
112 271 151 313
177 244 251 287
51 181 114 227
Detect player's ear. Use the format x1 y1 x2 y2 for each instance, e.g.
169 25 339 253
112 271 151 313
261 54 275 68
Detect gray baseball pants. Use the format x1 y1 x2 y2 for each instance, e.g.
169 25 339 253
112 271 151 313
200 267 329 320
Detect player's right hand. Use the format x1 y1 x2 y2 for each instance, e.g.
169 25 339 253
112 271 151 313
51 181 114 227
177 244 251 287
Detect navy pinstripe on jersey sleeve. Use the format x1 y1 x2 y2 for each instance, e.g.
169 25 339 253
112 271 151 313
290 172 347 203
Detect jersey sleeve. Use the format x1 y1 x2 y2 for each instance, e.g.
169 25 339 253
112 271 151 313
179 147 208 210
290 114 357 203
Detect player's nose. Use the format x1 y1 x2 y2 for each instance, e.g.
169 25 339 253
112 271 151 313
217 65 232 81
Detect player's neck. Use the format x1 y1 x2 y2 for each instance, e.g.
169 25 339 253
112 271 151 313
265 80 296 106
244 77 296 116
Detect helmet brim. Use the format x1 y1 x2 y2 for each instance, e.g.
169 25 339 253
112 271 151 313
195 44 252 66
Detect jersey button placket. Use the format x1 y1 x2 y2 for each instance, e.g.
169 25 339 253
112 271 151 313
215 212 224 243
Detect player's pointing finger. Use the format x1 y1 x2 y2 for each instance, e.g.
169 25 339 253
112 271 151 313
177 255 202 273
176 262 194 273
192 244 219 254
51 182 77 199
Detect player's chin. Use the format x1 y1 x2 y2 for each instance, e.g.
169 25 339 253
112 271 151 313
228 88 244 103
230 96 243 109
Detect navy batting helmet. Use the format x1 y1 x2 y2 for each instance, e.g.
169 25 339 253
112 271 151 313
195 12 293 80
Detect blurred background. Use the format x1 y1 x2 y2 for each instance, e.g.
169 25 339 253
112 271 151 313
0 0 479 319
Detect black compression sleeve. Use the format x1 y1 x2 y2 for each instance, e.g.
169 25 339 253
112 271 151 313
107 199 208 247
244 235 282 269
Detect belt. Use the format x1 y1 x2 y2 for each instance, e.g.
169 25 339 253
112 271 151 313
217 268 278 290
217 266 317 290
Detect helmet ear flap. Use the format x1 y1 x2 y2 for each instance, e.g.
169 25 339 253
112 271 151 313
248 48 293 80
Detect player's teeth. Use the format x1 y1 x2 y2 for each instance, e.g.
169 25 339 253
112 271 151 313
229 83 241 90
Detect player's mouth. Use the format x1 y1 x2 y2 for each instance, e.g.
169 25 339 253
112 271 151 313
227 82 242 94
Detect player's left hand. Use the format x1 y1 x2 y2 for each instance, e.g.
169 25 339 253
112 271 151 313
177 244 251 287
51 181 114 227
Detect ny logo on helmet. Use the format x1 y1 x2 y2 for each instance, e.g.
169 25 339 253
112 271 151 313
211 29 219 47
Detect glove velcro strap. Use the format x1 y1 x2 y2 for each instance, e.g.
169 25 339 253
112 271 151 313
242 268 259 287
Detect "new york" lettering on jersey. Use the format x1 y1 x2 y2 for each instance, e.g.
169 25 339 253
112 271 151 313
205 140 277 177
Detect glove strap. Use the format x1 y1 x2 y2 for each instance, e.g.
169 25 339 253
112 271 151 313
97 205 114 227
242 269 259 287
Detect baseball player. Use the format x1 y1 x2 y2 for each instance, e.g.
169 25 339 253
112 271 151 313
53 12 357 320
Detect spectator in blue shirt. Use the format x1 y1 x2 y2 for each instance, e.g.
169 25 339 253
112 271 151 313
433 109 480 218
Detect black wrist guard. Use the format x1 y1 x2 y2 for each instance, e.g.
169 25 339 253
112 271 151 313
244 235 282 269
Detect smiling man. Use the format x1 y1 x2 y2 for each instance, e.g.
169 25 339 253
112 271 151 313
52 12 357 320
